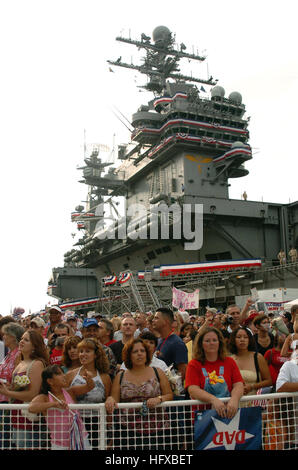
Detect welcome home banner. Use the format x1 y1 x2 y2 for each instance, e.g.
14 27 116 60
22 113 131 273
172 286 199 310
194 407 262 450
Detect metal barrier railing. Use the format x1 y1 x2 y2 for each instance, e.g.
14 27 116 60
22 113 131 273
0 392 297 450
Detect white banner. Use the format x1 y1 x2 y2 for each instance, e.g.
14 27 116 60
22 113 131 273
172 286 199 310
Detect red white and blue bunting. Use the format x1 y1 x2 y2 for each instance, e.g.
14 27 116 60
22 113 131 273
132 118 248 140
155 258 262 276
118 272 131 284
147 133 250 159
103 275 118 286
59 297 99 309
213 147 252 164
153 93 188 109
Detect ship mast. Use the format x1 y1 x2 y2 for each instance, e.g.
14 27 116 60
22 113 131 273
107 26 217 94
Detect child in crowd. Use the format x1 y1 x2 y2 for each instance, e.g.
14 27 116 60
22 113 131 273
29 364 94 450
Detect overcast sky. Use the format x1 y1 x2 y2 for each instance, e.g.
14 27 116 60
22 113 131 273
0 0 297 315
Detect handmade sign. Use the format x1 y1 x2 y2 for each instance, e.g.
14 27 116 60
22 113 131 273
172 286 199 310
194 407 262 450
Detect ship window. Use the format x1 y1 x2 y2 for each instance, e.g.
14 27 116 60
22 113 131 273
155 248 163 255
162 245 172 253
147 251 157 260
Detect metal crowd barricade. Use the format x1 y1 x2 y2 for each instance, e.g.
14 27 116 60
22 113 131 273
0 392 297 450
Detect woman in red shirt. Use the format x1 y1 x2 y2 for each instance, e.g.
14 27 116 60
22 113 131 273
185 327 244 419
264 332 288 389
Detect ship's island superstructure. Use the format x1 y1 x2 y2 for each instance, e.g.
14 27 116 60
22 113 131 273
47 26 298 315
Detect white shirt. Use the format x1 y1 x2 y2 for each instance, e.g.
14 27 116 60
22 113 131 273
276 360 298 391
113 330 140 341
120 354 168 372
276 360 298 444
134 327 149 338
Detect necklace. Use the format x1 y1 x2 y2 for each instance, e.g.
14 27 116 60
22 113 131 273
156 330 174 356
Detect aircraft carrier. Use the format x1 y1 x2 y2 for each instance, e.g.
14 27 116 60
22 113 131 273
47 26 298 315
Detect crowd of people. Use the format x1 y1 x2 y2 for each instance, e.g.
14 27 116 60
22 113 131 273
0 301 297 450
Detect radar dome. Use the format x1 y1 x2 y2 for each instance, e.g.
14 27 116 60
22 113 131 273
231 141 246 148
152 26 172 44
211 86 225 98
229 91 242 104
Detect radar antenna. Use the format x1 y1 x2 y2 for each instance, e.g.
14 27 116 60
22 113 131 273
107 26 217 94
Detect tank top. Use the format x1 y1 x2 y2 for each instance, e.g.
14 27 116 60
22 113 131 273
70 367 106 405
11 360 41 429
231 353 259 395
120 375 161 403
238 370 258 395
119 368 169 435
47 389 88 448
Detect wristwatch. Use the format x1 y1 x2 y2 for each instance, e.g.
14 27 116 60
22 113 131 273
158 395 163 403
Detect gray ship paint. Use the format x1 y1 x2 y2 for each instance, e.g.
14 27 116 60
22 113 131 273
93 202 203 250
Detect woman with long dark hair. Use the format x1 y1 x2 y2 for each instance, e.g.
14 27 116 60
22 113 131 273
29 364 93 450
229 326 272 395
0 330 49 449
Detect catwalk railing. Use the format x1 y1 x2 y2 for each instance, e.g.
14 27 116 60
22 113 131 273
0 392 297 450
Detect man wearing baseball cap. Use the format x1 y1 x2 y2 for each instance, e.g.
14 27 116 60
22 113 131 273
43 306 63 341
29 316 46 337
66 314 82 338
243 312 259 335
206 307 217 316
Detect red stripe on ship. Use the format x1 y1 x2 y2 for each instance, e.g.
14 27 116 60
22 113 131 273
159 260 261 276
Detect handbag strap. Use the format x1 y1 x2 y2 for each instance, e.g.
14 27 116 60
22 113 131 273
153 366 160 383
254 352 260 382
119 369 125 385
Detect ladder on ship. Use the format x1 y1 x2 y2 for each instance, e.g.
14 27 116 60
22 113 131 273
128 271 146 312
124 271 165 312
144 276 161 310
